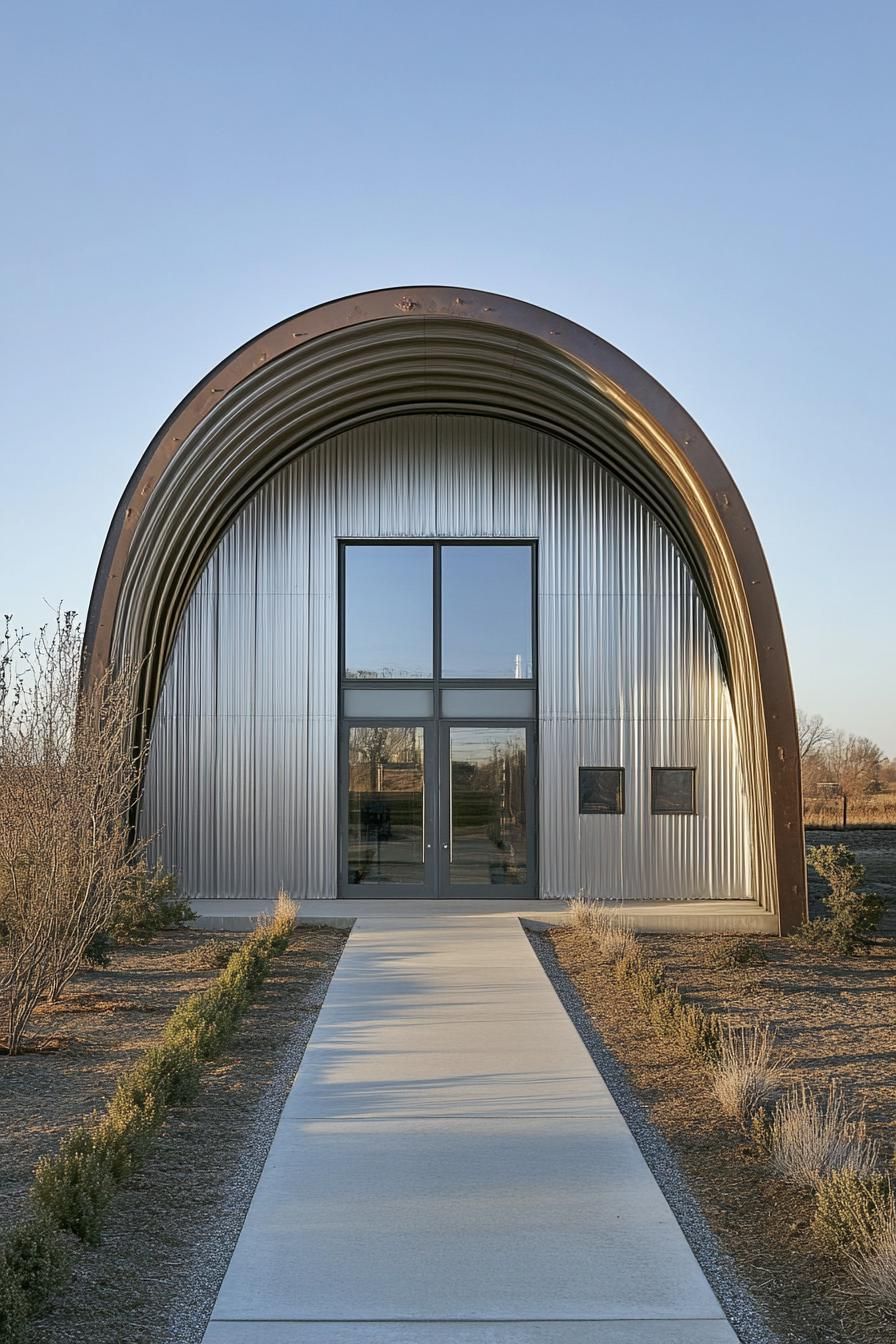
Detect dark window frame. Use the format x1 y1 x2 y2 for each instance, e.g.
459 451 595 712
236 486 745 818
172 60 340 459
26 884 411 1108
578 766 625 815
650 766 697 815
340 539 538 690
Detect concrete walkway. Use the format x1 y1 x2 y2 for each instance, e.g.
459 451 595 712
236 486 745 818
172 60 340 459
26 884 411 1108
202 909 739 1343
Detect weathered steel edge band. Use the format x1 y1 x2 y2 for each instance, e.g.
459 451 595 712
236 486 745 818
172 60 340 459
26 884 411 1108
82 286 806 932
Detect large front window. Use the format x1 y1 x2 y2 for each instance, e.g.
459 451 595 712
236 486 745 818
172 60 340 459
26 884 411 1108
441 545 533 679
344 544 433 679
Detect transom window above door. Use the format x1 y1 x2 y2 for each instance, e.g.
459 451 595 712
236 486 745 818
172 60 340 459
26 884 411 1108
343 542 535 683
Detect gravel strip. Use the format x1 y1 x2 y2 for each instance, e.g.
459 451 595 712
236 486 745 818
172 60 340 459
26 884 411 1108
526 924 778 1344
164 929 352 1344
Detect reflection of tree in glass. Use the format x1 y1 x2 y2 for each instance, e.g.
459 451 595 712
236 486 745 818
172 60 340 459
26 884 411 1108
349 727 422 792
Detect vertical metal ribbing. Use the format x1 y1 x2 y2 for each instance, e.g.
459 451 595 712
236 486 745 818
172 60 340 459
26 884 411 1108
141 413 752 903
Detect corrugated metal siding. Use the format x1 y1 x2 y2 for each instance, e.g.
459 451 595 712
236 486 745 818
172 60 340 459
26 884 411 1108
142 413 753 901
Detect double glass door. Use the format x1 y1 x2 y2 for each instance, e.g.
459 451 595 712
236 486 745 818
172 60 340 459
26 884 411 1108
344 722 533 897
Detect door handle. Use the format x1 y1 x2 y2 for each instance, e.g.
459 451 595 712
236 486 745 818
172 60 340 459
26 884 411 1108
442 843 449 850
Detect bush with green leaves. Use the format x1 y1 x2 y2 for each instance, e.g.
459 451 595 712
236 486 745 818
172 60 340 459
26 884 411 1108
107 858 195 946
796 845 886 955
3 1212 69 1314
0 1252 26 1344
81 928 114 968
33 1121 116 1245
0 1211 71 1342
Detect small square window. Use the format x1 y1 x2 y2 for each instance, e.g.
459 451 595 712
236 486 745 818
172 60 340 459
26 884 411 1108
651 767 696 815
579 767 624 815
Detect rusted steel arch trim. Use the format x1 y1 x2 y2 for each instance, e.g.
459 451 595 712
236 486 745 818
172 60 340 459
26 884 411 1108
83 286 806 932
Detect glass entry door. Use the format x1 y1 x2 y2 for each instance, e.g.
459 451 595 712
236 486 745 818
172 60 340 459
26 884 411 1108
343 721 533 897
345 724 434 895
439 724 532 897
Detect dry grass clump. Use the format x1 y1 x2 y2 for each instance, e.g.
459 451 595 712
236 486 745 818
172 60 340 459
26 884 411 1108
258 888 299 943
709 1022 788 1123
183 938 235 972
759 1082 881 1189
565 895 612 938
709 935 768 969
565 896 636 960
853 1213 896 1307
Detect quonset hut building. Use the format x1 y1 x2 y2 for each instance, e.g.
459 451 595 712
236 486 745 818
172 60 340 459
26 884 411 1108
84 288 806 932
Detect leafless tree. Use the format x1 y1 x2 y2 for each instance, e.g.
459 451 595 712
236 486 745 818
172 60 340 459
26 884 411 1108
797 710 832 760
0 611 148 1053
823 732 884 796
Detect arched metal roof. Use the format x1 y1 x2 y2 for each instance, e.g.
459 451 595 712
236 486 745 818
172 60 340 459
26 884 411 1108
83 286 806 931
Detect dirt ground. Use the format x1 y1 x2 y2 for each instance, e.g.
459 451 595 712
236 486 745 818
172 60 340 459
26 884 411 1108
545 920 896 1344
7 923 347 1343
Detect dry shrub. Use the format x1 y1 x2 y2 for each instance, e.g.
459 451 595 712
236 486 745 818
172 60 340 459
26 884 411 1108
565 893 593 933
257 888 299 947
184 938 235 971
709 936 768 969
764 1082 880 1188
565 894 612 940
709 1022 788 1123
565 895 637 962
853 1213 896 1308
813 1168 895 1255
601 923 639 962
0 612 148 1052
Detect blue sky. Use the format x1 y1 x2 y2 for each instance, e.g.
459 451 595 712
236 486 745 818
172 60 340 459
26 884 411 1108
2 1 894 751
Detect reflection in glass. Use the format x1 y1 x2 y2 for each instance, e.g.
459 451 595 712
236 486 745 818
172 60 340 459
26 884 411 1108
651 767 696 815
579 767 625 815
441 545 533 678
449 727 527 885
345 546 432 679
348 727 425 884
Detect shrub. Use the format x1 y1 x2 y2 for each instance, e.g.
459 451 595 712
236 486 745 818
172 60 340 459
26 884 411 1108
796 844 886 955
32 1121 115 1245
853 1213 896 1307
672 1000 723 1065
108 859 195 946
81 928 114 968
184 937 235 971
813 1168 895 1254
0 1252 26 1344
601 924 639 963
163 983 241 1060
763 1083 881 1189
32 905 295 1246
566 894 602 936
624 958 665 1009
564 896 640 964
100 1040 201 1174
611 942 722 1064
2 1211 69 1315
709 1022 787 1123
710 936 767 969
258 888 299 951
0 612 152 1048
